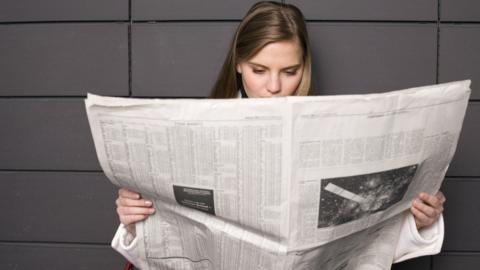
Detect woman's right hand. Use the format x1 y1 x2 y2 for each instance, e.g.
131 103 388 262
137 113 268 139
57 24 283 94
116 187 155 236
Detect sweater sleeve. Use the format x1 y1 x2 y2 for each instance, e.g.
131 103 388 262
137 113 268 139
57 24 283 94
111 224 148 269
393 212 444 263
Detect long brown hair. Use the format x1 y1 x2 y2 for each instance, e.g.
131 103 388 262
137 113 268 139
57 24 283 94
209 1 312 98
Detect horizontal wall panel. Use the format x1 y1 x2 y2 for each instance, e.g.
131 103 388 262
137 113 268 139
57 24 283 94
392 256 431 270
308 23 437 95
447 102 480 176
0 0 128 22
441 0 480 21
0 172 118 243
439 25 480 100
442 178 480 251
132 0 268 20
132 22 237 97
0 99 101 170
0 24 128 96
433 253 480 269
288 0 437 21
0 243 124 270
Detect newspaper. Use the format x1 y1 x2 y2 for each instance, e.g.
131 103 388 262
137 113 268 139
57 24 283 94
86 80 470 270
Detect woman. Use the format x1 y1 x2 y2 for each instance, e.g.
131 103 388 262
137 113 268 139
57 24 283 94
113 1 445 269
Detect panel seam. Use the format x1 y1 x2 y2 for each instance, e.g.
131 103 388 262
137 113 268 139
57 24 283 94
128 0 133 97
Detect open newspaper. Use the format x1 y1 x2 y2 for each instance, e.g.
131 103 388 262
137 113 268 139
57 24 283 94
86 80 470 270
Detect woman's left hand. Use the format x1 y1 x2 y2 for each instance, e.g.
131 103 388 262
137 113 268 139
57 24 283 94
410 191 446 230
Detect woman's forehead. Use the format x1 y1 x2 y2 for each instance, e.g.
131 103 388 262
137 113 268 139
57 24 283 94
246 40 303 68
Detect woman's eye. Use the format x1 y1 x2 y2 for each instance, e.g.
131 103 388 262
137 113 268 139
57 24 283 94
284 70 297 76
252 69 265 74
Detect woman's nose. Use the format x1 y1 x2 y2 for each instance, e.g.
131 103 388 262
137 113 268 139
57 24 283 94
266 74 281 94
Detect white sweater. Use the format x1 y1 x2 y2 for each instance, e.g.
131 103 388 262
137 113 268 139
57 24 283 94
111 211 443 269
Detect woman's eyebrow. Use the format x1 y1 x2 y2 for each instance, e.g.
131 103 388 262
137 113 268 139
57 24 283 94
282 64 302 70
248 62 302 70
247 62 268 69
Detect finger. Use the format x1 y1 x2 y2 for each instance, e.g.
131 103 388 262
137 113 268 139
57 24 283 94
436 191 446 204
419 192 442 208
413 199 437 218
411 206 433 228
117 197 153 207
119 188 141 199
411 205 428 222
121 214 149 226
118 206 155 216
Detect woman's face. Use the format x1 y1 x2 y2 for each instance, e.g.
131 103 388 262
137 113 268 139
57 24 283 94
236 39 304 98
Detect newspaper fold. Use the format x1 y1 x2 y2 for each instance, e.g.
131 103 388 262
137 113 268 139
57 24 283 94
86 80 471 270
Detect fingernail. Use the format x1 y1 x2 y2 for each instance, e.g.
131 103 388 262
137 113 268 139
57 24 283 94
150 208 155 213
145 200 152 206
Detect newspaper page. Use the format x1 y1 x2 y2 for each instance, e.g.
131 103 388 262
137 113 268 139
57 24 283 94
86 80 470 270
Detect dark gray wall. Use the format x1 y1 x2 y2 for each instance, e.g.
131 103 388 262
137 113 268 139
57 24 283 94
0 0 478 269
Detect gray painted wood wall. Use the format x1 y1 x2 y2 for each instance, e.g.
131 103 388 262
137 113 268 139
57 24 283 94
0 0 479 269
